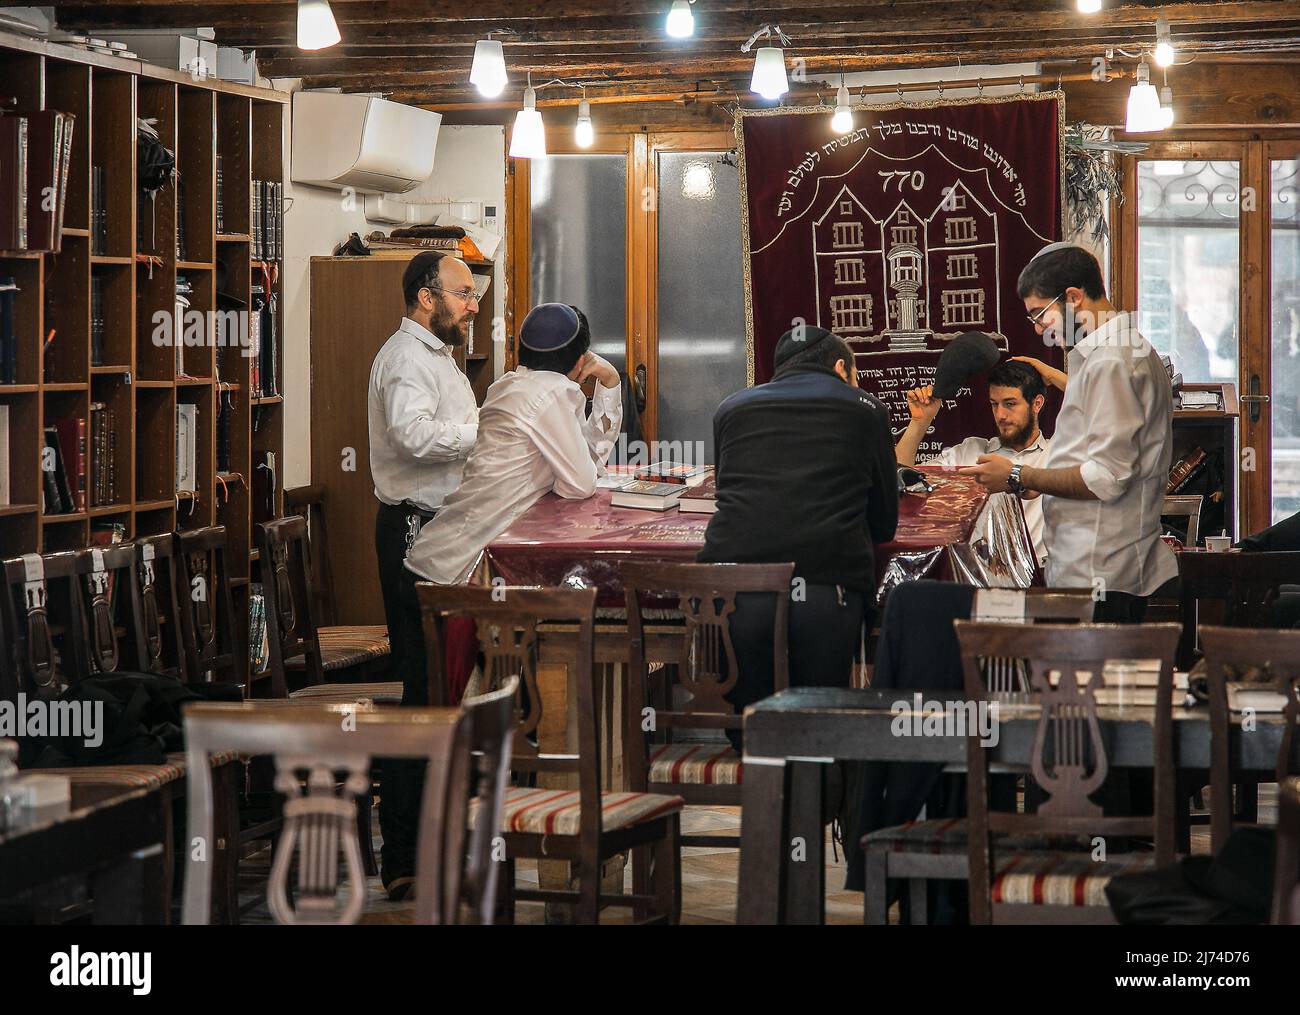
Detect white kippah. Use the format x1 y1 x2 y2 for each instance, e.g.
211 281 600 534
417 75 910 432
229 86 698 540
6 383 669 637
1029 240 1086 262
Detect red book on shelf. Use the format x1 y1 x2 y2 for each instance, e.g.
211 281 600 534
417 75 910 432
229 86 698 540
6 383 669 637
55 415 87 513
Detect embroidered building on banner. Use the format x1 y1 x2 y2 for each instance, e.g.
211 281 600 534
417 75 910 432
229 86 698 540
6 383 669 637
812 176 1003 357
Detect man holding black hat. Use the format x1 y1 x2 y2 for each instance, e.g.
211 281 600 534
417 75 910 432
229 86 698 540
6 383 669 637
369 251 480 897
698 326 898 733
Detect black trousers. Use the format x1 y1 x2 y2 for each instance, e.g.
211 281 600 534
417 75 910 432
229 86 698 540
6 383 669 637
374 502 435 885
726 584 869 751
1092 590 1148 624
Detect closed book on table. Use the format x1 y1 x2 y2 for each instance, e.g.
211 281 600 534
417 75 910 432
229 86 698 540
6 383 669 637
54 416 87 513
0 115 29 250
677 477 718 514
636 462 712 487
610 480 685 512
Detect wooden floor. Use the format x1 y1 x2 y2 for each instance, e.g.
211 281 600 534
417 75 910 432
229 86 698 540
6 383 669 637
236 790 1271 925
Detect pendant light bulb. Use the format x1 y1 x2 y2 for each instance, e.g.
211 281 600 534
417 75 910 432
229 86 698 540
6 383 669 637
575 98 595 148
1077 0 1102 12
666 0 695 39
1154 18 1176 68
510 85 547 160
297 0 341 51
831 83 854 134
1158 85 1176 129
750 45 789 100
470 38 509 98
1125 60 1163 133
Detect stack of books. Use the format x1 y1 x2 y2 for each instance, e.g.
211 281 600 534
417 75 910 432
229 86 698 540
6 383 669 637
635 461 713 487
677 476 718 514
41 424 77 514
611 480 686 512
1052 661 1191 707
251 179 283 262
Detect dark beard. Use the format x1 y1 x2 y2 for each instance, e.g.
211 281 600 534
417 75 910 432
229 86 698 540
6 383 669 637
430 306 469 347
1000 417 1037 451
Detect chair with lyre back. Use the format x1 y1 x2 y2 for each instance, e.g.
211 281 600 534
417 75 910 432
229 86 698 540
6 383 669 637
182 695 511 925
957 621 1181 924
284 485 391 680
861 588 1098 924
175 527 241 687
417 583 683 925
66 544 147 682
0 551 81 703
1177 550 1300 670
133 533 189 681
1275 777 1300 925
621 561 794 843
1200 626 1300 853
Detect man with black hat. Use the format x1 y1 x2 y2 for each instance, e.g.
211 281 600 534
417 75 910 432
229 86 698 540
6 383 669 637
377 303 621 898
698 326 898 732
369 251 480 897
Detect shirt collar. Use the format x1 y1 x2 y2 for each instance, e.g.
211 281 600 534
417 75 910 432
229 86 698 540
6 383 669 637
400 317 447 353
989 431 1047 456
1074 309 1133 360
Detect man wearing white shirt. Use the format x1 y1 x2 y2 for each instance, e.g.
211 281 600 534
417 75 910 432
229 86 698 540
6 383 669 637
380 302 620 898
961 243 1177 622
369 251 479 895
896 360 1053 566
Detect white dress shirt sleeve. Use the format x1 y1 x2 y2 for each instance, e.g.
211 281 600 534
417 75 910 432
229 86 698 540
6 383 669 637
1077 357 1144 503
381 356 478 463
582 380 623 476
531 381 623 499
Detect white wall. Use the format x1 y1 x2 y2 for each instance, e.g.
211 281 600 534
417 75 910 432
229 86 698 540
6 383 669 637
274 81 507 487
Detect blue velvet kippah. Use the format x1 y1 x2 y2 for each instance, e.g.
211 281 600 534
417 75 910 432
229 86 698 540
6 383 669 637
520 303 581 351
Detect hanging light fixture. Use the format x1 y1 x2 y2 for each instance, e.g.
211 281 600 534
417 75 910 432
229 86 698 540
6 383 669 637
1158 84 1176 129
666 0 696 39
831 79 854 134
297 0 341 51
1125 59 1163 133
1154 18 1176 67
470 37 509 98
575 94 595 148
510 79 547 159
744 25 791 101
1077 0 1102 12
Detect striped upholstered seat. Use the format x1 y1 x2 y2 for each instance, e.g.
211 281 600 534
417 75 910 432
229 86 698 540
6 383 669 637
58 750 242 790
649 743 742 786
285 626 390 673
991 851 1155 907
471 786 684 837
289 681 403 704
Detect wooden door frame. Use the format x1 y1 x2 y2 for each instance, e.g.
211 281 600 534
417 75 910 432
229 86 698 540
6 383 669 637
506 128 738 443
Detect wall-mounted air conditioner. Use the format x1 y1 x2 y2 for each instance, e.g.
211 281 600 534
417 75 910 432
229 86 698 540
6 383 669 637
291 91 441 195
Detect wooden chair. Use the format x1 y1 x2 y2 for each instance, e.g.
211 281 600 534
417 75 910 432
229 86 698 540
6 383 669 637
182 686 514 925
861 589 1098 924
957 621 1181 924
1177 550 1300 670
255 516 402 704
417 584 683 925
174 527 241 686
1201 626 1300 852
284 485 391 680
66 544 146 681
132 533 189 681
622 561 794 849
1274 777 1300 925
1162 495 1203 547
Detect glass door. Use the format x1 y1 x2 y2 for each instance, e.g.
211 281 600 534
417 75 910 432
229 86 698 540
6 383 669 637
1268 148 1300 525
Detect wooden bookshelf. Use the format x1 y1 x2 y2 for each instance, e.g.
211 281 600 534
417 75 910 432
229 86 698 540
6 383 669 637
0 31 287 682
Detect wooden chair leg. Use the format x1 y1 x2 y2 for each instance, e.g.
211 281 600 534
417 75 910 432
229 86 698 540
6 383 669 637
632 845 652 923
909 878 928 926
575 855 601 925
356 791 378 877
494 857 516 925
863 846 889 925
653 814 682 925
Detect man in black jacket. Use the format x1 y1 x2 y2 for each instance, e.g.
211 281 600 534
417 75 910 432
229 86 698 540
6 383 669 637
698 327 899 734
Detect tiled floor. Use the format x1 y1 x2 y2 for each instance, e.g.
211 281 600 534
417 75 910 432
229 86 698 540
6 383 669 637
237 788 1274 925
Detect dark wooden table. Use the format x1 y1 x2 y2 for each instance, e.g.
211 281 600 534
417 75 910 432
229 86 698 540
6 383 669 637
735 686 1287 924
0 782 168 923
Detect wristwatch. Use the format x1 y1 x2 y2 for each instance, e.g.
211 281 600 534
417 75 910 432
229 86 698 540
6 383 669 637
1007 463 1025 495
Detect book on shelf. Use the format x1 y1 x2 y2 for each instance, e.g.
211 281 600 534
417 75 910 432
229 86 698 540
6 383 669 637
41 425 73 514
54 113 74 248
176 175 187 261
176 403 198 494
0 113 28 250
1167 446 1209 494
251 180 262 260
635 462 712 487
91 164 106 254
54 415 87 514
274 182 283 261
90 273 104 366
90 401 116 507
0 403 9 506
11 110 55 251
216 388 233 473
0 274 18 384
215 155 224 234
248 584 269 673
610 480 686 512
677 477 718 514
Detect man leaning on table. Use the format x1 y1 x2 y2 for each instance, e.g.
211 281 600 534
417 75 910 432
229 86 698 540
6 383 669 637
959 242 1178 622
378 302 621 899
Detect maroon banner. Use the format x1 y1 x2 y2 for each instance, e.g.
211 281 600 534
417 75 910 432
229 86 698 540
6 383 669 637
737 93 1067 456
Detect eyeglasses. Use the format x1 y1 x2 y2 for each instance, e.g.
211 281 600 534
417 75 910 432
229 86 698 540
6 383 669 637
1026 293 1066 327
422 284 480 305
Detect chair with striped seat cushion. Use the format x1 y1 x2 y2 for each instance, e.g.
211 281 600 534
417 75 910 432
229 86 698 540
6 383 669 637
649 743 742 787
59 750 244 789
991 851 1154 910
289 681 404 704
286 626 390 673
419 584 682 925
472 786 684 837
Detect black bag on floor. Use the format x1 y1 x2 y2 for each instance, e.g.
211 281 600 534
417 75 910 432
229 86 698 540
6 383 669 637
21 672 243 769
